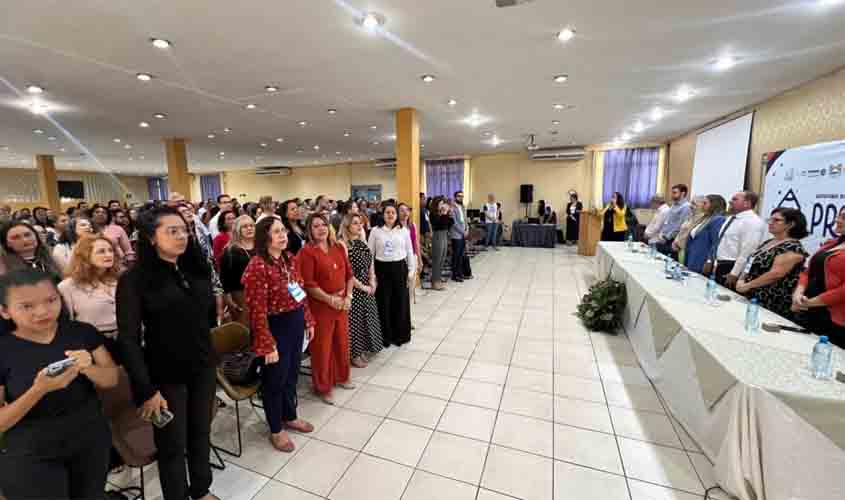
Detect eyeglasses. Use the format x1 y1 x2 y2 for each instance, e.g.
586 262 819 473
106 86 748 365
164 226 190 238
768 217 786 223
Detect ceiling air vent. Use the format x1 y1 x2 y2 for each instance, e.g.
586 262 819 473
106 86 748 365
375 158 396 170
530 147 586 161
495 0 536 7
255 166 292 176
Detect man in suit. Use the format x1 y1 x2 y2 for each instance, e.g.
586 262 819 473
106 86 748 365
449 191 471 282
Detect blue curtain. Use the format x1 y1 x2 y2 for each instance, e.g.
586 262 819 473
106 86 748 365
602 147 659 208
147 177 168 201
425 159 464 199
200 174 221 202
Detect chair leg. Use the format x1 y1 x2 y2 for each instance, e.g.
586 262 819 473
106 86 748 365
210 443 226 471
211 399 244 458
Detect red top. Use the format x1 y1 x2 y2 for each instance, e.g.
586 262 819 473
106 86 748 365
213 232 230 269
798 239 845 326
242 253 315 356
296 243 353 318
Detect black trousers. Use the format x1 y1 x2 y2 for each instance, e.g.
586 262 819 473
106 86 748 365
0 411 111 500
155 366 216 500
374 259 411 347
714 260 736 288
450 238 466 279
262 310 305 433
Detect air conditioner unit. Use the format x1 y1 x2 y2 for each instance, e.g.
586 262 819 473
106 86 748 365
255 166 292 176
530 147 585 161
375 159 396 169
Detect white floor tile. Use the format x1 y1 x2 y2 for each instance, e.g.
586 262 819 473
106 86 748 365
345 384 403 417
481 445 554 500
435 340 478 358
418 431 489 484
507 366 554 394
627 479 704 500
554 423 623 474
437 402 498 441
609 406 682 447
423 354 469 377
553 461 629 500
364 419 433 467
493 411 554 457
330 454 413 500
451 379 504 409
209 463 270 500
555 357 601 380
295 398 341 432
598 363 651 386
604 381 665 413
315 409 383 450
462 360 509 385
252 480 323 500
388 349 432 370
618 438 704 494
369 365 420 391
402 471 478 500
554 374 606 403
408 371 459 400
405 337 441 355
554 396 614 433
476 489 515 500
500 387 554 421
275 439 358 496
388 393 448 429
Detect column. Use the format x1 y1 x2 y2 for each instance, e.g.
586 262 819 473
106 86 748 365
164 138 191 200
36 155 60 212
395 107 420 227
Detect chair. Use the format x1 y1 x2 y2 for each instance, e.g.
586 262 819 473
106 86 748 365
99 368 157 500
209 322 260 459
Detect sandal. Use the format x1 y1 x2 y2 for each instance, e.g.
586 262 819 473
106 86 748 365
285 419 315 433
269 432 296 453
351 356 368 368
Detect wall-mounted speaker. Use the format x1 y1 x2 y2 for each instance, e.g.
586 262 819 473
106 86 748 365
520 184 534 204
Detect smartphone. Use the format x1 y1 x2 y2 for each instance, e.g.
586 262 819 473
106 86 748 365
152 408 175 428
46 358 77 377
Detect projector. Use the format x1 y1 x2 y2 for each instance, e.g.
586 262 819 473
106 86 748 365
495 0 535 7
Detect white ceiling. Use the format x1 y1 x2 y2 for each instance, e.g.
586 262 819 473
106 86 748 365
1 0 844 175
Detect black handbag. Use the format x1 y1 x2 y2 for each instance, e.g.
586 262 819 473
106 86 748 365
220 351 262 385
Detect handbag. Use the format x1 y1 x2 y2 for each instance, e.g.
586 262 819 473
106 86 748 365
221 351 261 385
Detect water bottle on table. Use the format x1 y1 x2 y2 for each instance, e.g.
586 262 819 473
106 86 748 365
626 232 634 251
745 298 760 335
649 242 657 259
705 275 717 304
810 336 834 380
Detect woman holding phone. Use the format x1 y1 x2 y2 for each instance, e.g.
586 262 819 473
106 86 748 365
0 268 118 499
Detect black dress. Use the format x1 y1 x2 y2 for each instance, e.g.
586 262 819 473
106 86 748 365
743 239 807 320
566 201 582 242
347 240 383 358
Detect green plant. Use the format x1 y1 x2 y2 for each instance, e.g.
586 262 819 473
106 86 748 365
576 278 626 333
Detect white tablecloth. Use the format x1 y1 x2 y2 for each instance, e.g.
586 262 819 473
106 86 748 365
597 242 845 500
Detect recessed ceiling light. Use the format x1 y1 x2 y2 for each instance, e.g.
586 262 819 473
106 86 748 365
275 137 284 143
553 75 569 83
361 12 384 31
47 136 56 141
421 144 425 148
557 27 576 42
259 142 268 148
223 127 232 133
552 120 561 125
343 131 351 137
139 155 145 160
124 144 132 150
421 74 436 83
675 85 695 102
482 131 493 137
58 147 65 152
447 99 457 107
218 151 225 156
207 133 216 139
298 121 307 127
128 157 134 161
296 148 304 153
553 103 565 110
369 125 377 130
113 138 122 143
150 38 171 49
651 107 664 121
245 103 257 110
633 121 645 133
327 108 337 115
621 133 632 142
136 73 154 81
264 85 279 92
153 113 167 119
491 136 502 147
714 55 737 71
28 100 48 115
313 145 320 150
139 121 150 128
335 151 342 155
371 140 381 145
26 85 44 94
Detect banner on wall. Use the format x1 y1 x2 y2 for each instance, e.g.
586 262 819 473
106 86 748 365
762 140 845 254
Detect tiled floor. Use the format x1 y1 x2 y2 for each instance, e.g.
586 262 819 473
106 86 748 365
109 245 733 500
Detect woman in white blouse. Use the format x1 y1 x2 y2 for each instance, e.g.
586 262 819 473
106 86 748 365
58 235 122 361
52 216 95 273
367 202 416 347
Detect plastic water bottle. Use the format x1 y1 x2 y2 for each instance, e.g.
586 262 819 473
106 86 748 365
745 298 760 335
649 242 657 259
810 336 834 380
705 275 717 304
626 232 634 251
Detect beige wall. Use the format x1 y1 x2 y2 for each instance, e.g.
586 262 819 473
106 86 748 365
222 162 397 203
469 152 592 226
0 168 150 208
668 66 845 194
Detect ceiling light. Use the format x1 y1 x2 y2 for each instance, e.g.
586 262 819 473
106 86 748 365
552 120 561 125
421 144 425 148
207 133 216 139
675 85 695 102
557 28 576 42
113 138 122 143
259 142 268 148
298 121 307 127
343 131 351 137
245 103 257 110
139 121 150 128
327 108 337 115
313 145 320 150
361 12 383 31
553 103 565 110
369 125 377 130
264 85 279 92
218 151 225 156
28 100 48 115
491 136 502 147
139 155 145 160
275 137 284 143
421 74 436 83
553 75 569 83
633 121 645 133
621 133 632 142
136 73 154 81
58 147 65 152
447 99 457 107
336 151 342 155
223 127 232 133
296 148 304 153
150 38 171 49
124 144 132 149
153 112 167 119
371 140 381 145
482 131 493 137
26 85 44 94
128 157 134 161
714 55 737 71
47 136 56 141
651 107 664 121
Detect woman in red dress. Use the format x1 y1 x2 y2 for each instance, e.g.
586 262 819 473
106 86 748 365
296 213 356 405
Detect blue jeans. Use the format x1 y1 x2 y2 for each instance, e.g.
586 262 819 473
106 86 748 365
484 222 498 247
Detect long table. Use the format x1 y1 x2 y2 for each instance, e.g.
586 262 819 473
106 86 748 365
597 242 845 500
510 220 557 248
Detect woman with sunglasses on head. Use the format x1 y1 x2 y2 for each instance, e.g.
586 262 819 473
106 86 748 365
0 268 118 500
220 215 257 326
242 217 315 452
0 221 63 279
116 206 220 500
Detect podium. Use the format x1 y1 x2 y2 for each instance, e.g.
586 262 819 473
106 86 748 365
578 210 602 256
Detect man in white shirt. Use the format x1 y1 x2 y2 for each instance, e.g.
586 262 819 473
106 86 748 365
483 193 500 250
643 195 670 244
209 193 233 238
713 191 768 288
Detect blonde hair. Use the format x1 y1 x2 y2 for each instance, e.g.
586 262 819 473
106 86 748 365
339 214 365 243
227 215 256 250
305 212 338 246
66 235 121 286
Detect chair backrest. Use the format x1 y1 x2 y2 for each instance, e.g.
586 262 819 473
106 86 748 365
211 321 251 355
98 368 156 467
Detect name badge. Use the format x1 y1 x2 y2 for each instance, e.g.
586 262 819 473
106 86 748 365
743 256 755 276
384 239 395 257
288 282 306 303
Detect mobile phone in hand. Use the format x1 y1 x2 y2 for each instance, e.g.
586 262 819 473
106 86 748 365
152 408 175 428
46 358 77 377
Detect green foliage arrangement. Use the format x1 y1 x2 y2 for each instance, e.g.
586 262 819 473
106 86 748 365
576 278 626 333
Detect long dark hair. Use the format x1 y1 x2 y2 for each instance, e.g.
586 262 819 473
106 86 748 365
0 221 61 276
380 201 403 229
134 206 209 279
613 192 625 209
216 209 235 234
254 217 291 266
90 203 112 230
58 216 92 246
